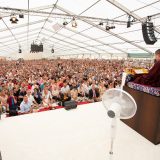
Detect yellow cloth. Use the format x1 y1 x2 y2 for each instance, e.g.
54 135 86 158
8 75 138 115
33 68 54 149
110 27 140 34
125 68 148 75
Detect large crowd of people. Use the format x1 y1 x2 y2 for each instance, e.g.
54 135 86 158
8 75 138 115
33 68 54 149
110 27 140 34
0 58 152 116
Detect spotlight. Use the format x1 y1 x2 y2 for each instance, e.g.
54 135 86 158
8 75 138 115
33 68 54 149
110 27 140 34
106 25 115 31
19 45 22 53
106 25 110 31
51 48 54 53
72 17 77 28
110 26 115 29
127 15 131 28
99 21 103 26
10 14 18 24
19 14 24 18
63 19 68 26
147 16 152 21
19 49 22 53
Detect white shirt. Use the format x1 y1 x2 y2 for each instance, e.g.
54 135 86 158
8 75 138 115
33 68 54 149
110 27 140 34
27 94 35 105
42 91 52 104
82 84 90 94
52 90 59 96
61 85 70 94
20 101 32 113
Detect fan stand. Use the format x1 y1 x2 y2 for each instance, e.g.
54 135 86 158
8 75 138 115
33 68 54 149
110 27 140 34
107 102 121 159
102 86 137 160
109 118 117 157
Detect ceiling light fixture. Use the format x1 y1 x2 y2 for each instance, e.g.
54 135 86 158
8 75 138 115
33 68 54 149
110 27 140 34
19 13 24 18
106 25 115 31
127 15 131 28
19 45 22 53
99 21 104 26
51 48 54 53
72 17 77 28
10 14 18 24
63 18 68 26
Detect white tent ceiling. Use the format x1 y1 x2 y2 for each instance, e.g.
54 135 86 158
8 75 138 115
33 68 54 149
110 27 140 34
0 0 160 59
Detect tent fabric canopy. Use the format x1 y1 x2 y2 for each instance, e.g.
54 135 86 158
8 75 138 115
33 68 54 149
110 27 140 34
0 0 160 59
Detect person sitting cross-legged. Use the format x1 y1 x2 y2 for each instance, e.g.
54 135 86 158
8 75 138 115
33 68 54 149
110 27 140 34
19 95 33 114
26 89 39 108
7 90 18 116
88 84 100 102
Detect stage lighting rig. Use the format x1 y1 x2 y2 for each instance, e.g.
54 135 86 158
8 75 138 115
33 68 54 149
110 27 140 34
63 18 68 26
106 25 115 31
10 14 18 24
18 45 22 53
51 48 54 53
99 21 104 26
19 13 24 18
19 49 22 53
127 15 132 28
71 17 77 28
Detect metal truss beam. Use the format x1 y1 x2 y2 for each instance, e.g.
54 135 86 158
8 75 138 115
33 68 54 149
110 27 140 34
106 0 160 34
43 28 110 55
56 4 153 55
0 19 49 33
60 25 127 54
41 32 101 54
0 6 127 25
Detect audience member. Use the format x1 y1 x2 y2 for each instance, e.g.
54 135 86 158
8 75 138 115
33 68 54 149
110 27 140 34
0 58 154 116
19 95 33 114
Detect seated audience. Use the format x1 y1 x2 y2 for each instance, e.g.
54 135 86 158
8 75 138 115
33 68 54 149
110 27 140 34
26 89 38 107
7 90 18 116
60 80 71 102
51 85 60 101
18 87 27 105
42 85 53 108
19 95 33 114
0 90 8 112
0 57 155 116
70 88 78 101
33 88 42 104
88 84 100 102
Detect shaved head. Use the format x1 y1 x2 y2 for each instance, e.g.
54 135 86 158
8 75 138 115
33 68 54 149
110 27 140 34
155 49 160 55
155 49 160 62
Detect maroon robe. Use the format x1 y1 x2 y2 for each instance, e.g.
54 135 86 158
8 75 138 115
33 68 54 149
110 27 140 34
134 61 160 87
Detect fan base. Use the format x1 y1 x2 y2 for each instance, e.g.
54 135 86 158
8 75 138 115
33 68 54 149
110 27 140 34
109 151 113 155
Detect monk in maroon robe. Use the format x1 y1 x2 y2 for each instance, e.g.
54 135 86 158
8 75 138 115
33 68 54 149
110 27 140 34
134 49 160 87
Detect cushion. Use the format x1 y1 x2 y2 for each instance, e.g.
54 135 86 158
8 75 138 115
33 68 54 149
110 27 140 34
127 82 160 97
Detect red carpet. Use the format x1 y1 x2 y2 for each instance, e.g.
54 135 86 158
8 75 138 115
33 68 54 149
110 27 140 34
6 101 90 117
38 101 89 112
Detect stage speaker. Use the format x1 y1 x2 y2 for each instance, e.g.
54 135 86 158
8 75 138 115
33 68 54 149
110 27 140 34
142 22 157 45
64 100 77 110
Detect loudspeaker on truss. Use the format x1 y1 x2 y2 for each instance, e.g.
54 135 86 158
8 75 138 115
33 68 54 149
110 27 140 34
142 22 157 45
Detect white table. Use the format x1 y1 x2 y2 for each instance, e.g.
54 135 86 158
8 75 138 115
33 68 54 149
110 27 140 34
0 102 160 160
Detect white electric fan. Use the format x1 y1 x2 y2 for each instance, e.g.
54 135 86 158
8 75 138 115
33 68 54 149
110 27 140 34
102 88 137 157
